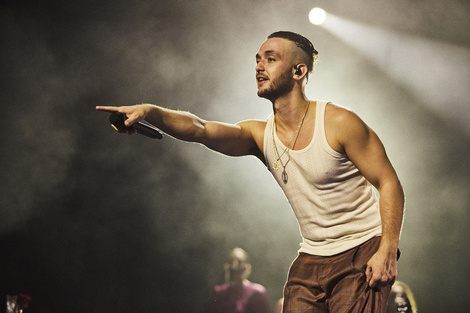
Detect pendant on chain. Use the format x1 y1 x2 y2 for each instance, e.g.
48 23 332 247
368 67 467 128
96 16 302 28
282 170 288 184
273 161 280 171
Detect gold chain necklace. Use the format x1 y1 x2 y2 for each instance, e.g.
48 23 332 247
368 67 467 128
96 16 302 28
272 101 311 184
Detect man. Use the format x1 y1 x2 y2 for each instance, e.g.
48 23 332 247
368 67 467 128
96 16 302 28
96 31 405 312
209 247 269 313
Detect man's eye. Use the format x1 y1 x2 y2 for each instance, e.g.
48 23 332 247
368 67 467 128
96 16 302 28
268 58 275 62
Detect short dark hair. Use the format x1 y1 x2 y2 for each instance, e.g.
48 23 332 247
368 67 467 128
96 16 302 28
267 31 318 73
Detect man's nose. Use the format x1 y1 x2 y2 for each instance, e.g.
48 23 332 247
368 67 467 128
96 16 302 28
231 259 241 269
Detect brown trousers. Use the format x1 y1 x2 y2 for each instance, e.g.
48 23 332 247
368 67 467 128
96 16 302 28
283 237 392 313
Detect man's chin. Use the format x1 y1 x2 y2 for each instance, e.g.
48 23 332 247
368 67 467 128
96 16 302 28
257 89 272 100
257 84 292 100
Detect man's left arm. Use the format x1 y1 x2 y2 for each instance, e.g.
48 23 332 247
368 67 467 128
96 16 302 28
332 107 405 288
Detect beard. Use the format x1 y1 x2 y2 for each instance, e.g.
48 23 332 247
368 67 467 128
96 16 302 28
257 69 295 100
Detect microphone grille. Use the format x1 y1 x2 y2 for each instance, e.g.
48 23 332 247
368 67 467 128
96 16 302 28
109 112 126 128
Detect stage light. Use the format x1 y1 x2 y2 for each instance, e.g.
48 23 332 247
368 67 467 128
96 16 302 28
309 7 326 25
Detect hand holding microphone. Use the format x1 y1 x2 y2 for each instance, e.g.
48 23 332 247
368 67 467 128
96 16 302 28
96 105 163 139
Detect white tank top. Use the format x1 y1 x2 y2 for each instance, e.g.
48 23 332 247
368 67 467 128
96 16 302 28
263 101 382 256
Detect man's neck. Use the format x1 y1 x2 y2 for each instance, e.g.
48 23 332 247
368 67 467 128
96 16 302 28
272 94 310 130
229 278 249 286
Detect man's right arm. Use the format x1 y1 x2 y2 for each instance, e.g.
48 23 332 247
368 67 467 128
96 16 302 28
96 104 266 160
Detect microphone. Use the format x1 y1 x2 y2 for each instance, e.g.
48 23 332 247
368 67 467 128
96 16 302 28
109 112 163 139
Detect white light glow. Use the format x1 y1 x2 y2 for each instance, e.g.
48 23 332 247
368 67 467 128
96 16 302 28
321 13 470 136
309 7 326 25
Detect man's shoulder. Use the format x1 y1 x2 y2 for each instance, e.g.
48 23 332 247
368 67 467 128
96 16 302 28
237 119 268 140
246 281 267 293
323 102 368 153
326 102 354 116
325 102 364 128
213 283 229 293
237 119 268 129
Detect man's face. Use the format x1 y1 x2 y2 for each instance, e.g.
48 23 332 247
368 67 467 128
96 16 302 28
227 250 248 274
255 38 295 100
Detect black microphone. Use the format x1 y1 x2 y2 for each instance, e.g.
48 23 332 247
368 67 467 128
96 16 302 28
109 112 163 139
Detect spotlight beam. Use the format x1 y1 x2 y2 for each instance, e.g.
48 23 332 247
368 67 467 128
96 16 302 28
319 14 470 136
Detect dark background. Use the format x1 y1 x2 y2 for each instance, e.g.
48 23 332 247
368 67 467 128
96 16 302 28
1 0 469 312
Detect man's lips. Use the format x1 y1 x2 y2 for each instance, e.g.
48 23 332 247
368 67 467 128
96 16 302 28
257 76 268 86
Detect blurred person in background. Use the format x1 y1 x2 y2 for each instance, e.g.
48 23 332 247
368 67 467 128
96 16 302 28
209 247 269 313
386 281 417 313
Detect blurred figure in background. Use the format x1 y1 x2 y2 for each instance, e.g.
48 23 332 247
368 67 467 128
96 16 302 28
210 247 269 313
386 281 417 313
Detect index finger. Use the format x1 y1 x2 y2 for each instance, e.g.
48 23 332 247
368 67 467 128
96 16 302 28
96 106 120 113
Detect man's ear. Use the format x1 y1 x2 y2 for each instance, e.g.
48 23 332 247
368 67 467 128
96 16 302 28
244 263 252 278
293 64 307 79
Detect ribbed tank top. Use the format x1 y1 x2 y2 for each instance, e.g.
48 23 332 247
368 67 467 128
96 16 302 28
263 101 382 256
